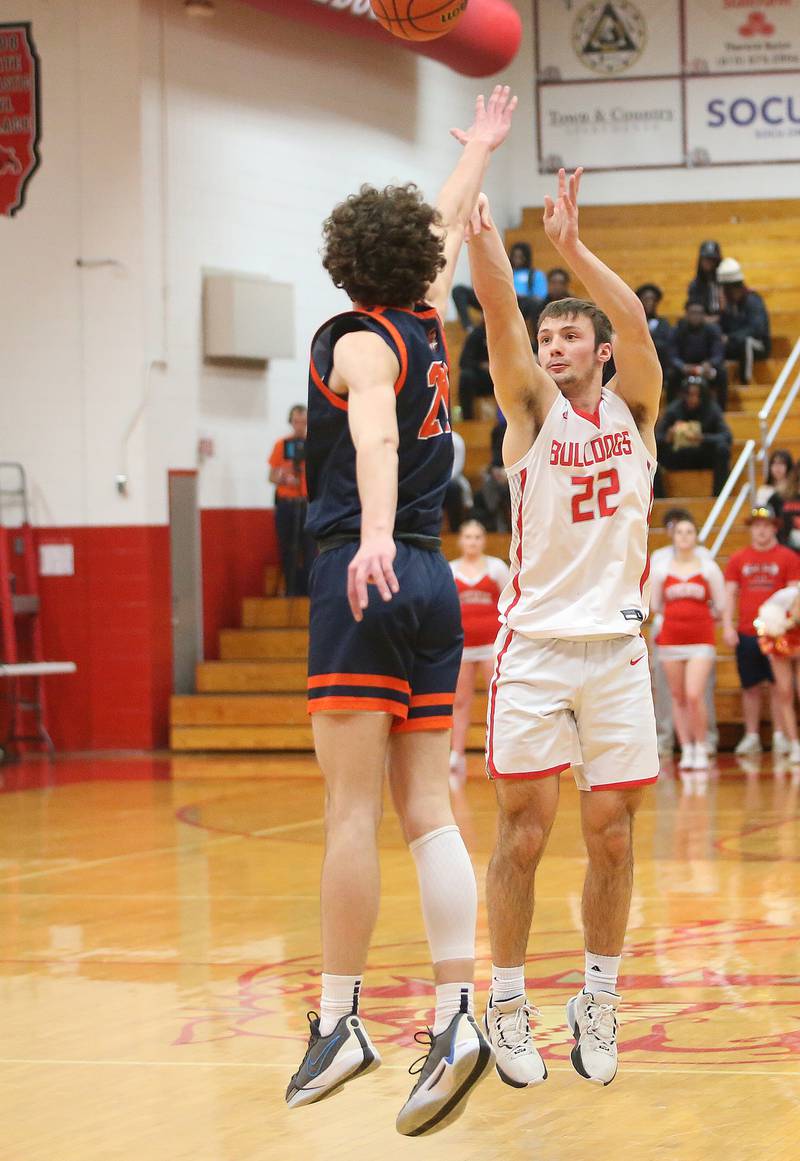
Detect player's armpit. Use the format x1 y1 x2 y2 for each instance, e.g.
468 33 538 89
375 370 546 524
606 327 662 443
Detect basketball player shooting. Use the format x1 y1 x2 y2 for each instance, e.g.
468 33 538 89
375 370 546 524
286 87 517 1135
463 169 661 1088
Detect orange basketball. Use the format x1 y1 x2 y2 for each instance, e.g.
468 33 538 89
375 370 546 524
371 0 469 42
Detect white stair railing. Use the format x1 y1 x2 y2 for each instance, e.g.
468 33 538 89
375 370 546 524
698 440 756 558
759 336 800 473
698 335 800 557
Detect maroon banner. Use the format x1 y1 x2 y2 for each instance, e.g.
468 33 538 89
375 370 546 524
0 23 40 217
238 0 522 78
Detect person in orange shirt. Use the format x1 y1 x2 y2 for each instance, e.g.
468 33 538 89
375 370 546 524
268 404 314 595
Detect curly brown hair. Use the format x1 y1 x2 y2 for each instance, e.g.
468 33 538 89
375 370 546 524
537 297 613 349
321 183 445 309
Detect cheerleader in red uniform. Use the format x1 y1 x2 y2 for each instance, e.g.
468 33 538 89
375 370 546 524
755 584 800 764
650 516 725 771
449 520 510 787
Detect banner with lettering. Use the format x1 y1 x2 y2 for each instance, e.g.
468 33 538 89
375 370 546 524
534 0 800 171
0 23 40 216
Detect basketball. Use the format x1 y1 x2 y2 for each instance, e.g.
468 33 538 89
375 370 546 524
371 0 469 42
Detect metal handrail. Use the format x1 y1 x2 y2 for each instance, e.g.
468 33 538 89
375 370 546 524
758 336 800 471
698 439 756 557
698 335 800 555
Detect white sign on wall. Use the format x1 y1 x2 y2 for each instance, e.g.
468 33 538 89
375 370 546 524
685 0 800 75
534 0 800 171
536 0 681 82
538 78 684 171
687 74 800 165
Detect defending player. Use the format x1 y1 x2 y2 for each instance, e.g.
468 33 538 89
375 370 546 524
464 171 661 1088
285 87 517 1135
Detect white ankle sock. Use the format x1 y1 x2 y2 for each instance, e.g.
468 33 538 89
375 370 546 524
319 973 361 1036
491 964 526 1004
585 951 620 994
433 982 473 1035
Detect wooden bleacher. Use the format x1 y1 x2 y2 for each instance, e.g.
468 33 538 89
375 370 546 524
171 199 800 756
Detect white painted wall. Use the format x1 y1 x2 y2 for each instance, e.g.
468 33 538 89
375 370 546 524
142 0 515 514
0 0 148 527
1 0 796 526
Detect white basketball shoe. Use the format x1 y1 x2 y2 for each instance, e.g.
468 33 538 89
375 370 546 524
484 994 547 1087
566 989 619 1086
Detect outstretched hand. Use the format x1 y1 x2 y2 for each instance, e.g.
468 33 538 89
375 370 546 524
543 167 584 250
450 85 518 153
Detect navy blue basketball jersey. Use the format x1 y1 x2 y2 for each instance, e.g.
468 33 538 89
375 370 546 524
306 304 454 542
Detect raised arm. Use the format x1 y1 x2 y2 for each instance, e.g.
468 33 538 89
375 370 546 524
543 168 662 450
467 195 557 456
425 86 517 321
332 331 401 622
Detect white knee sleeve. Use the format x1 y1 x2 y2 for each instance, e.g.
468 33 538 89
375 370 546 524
409 825 477 963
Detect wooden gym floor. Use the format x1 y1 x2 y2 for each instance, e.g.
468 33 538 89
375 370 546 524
2 751 799 1161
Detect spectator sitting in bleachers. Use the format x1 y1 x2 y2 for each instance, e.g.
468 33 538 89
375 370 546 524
458 317 494 420
756 449 794 509
687 239 723 321
472 417 510 532
655 378 732 497
668 299 728 409
718 257 771 385
541 266 571 306
508 240 547 310
452 240 546 332
636 282 673 384
773 464 800 554
529 267 572 336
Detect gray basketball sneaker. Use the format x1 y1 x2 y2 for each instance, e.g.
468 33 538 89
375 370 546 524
396 1008 494 1137
285 1010 381 1108
566 989 620 1086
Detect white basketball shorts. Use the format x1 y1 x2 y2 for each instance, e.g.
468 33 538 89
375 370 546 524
486 630 659 791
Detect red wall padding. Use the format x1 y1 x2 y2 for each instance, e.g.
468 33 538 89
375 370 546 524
239 0 522 78
201 508 279 661
34 526 172 751
30 512 279 751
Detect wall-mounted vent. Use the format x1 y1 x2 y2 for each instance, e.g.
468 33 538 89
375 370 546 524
203 271 295 363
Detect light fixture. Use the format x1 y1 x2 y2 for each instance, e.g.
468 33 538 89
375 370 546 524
184 0 216 16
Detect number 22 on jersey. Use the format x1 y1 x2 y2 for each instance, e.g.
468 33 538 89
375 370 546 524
418 361 452 440
571 468 620 523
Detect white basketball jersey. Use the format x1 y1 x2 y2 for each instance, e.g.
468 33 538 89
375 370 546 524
498 389 655 640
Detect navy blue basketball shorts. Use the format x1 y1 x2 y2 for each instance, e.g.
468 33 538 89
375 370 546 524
307 541 464 733
736 632 774 690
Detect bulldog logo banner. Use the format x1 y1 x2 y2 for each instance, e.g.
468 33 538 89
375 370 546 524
0 23 41 217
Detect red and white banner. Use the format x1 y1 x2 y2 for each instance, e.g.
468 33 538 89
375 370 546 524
0 22 41 217
238 0 522 78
